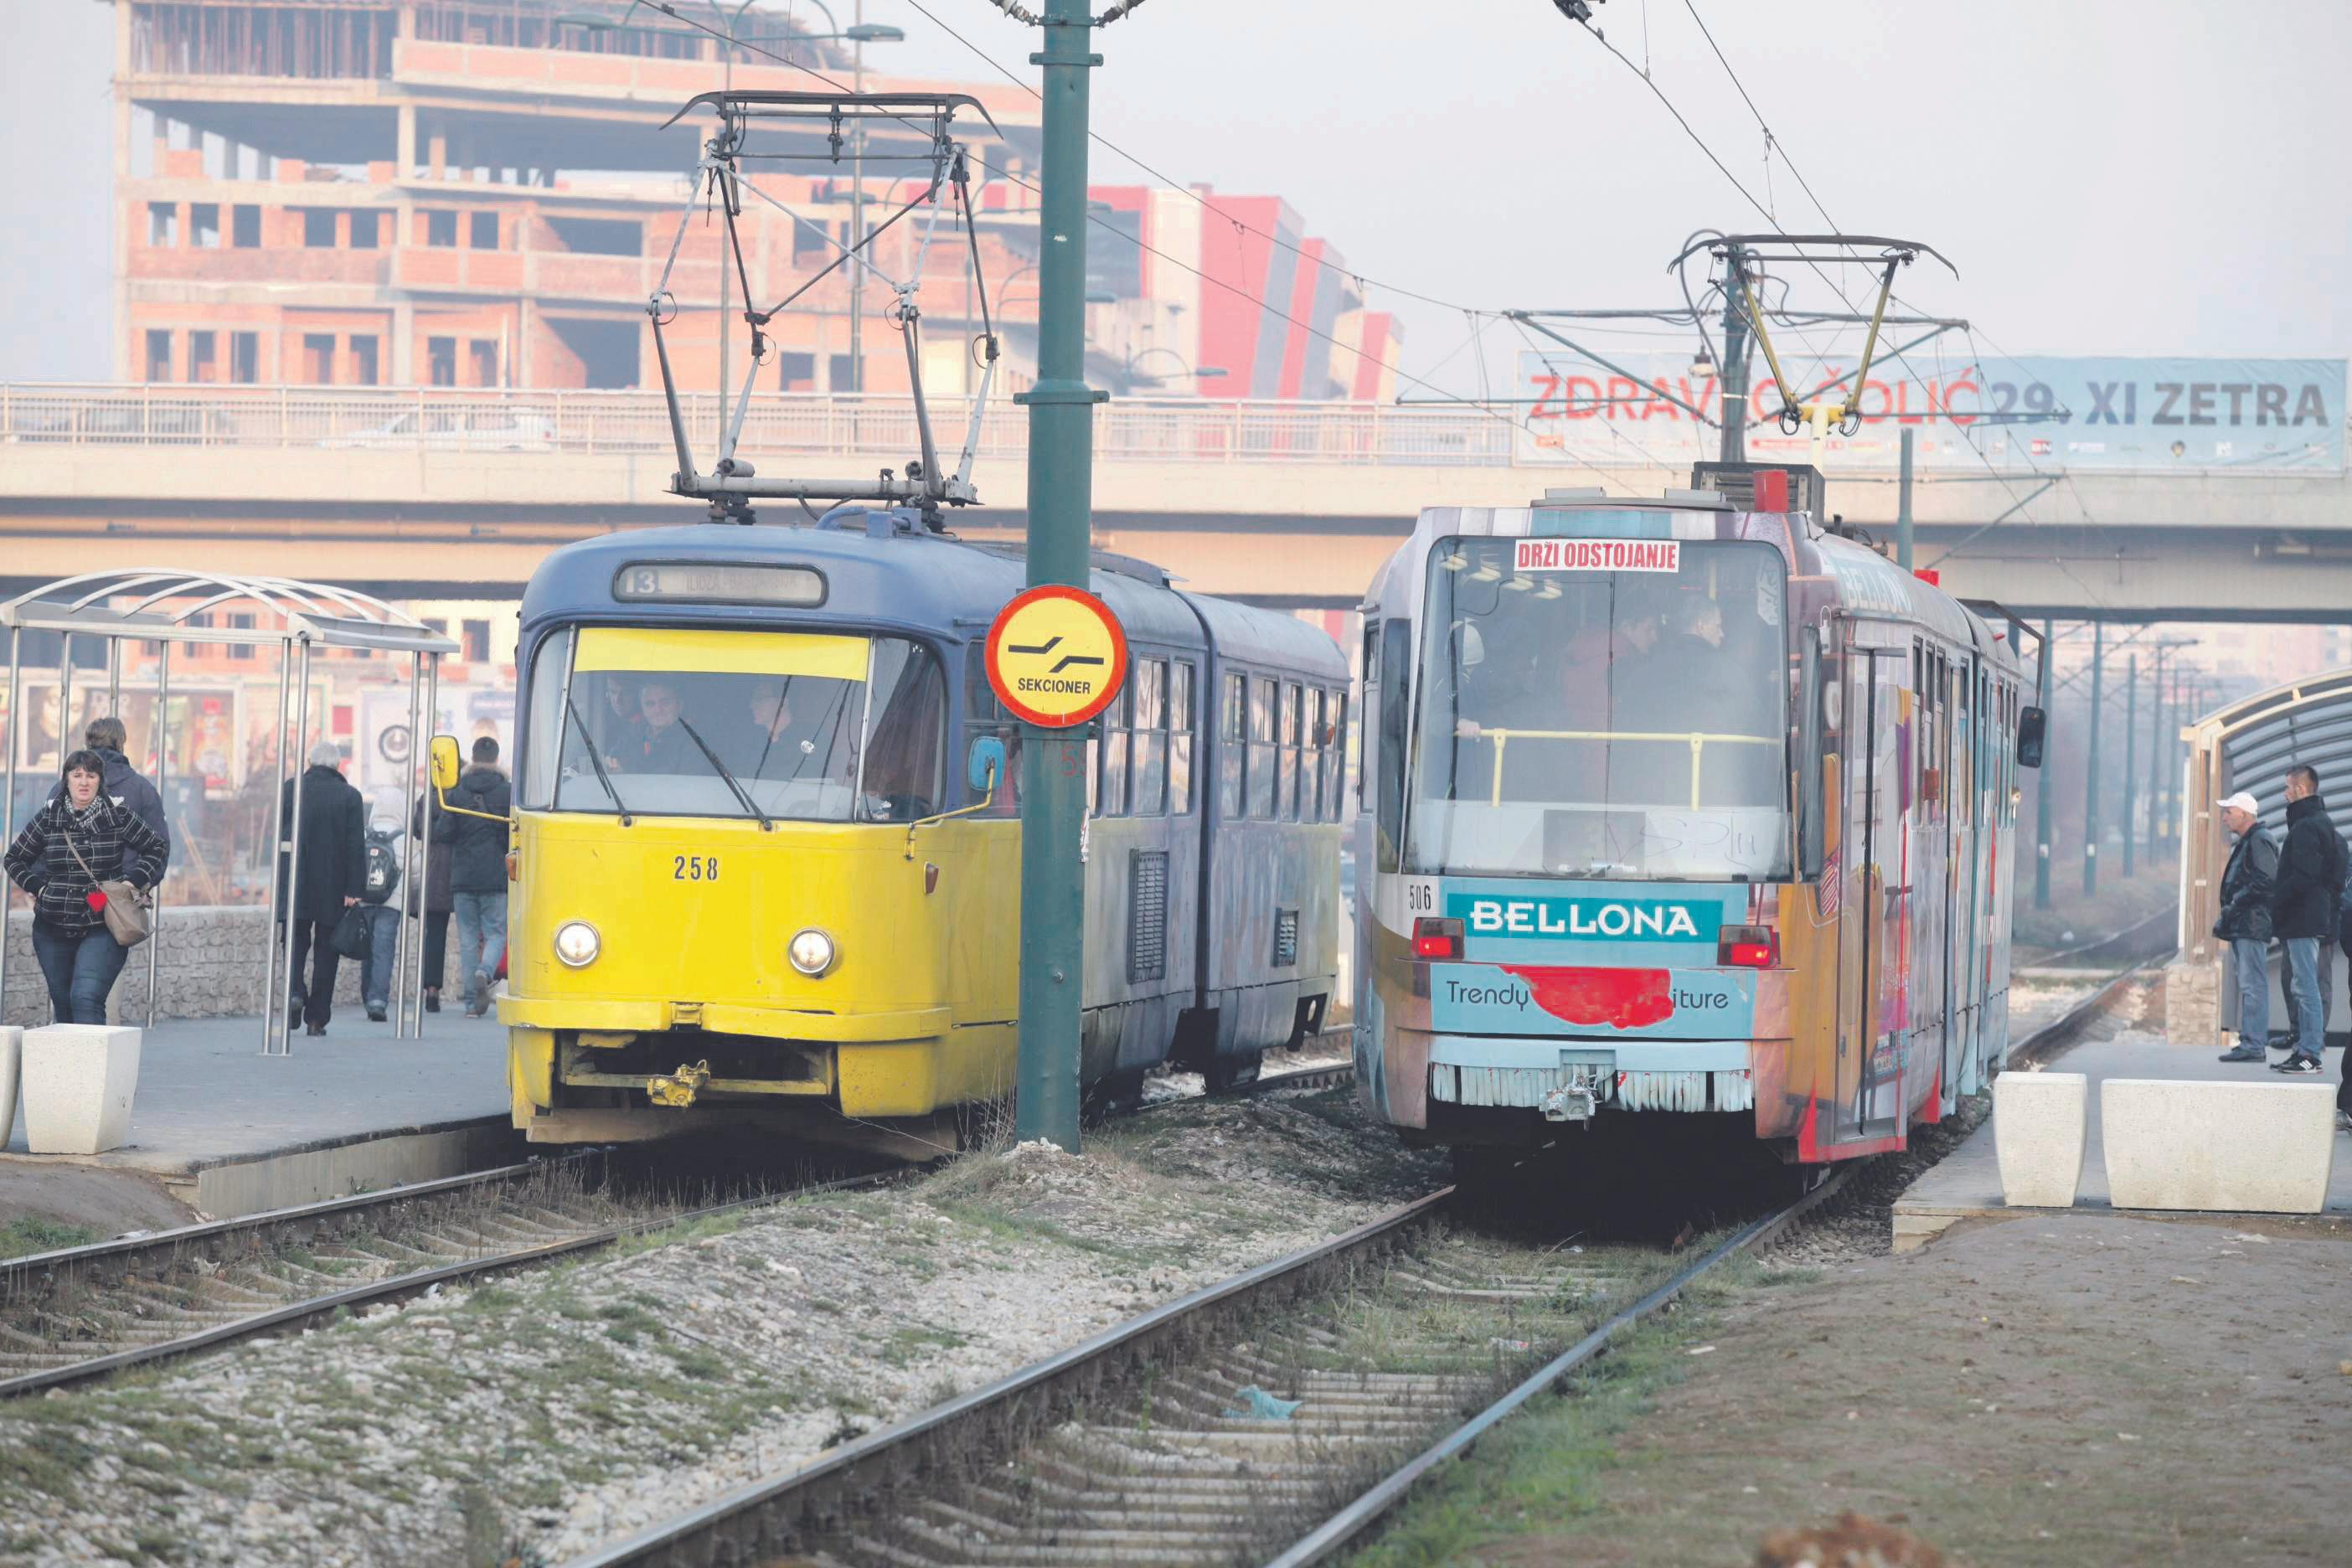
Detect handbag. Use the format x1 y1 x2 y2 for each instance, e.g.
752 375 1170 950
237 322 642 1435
61 828 150 949
331 903 373 961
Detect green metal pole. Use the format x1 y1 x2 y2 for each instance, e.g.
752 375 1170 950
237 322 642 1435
2121 653 2138 879
1012 0 1101 1153
2082 621 2102 897
1896 426 1915 571
2035 619 2054 910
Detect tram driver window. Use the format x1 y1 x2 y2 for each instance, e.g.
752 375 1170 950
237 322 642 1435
1408 536 1792 880
541 632 943 823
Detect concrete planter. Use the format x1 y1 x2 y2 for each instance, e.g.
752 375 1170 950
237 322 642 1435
0 1025 18 1148
21 1024 142 1155
1993 1070 2087 1209
2102 1078 2336 1213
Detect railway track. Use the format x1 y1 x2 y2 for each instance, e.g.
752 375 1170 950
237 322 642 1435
553 925 2164 1568
557 1167 1848 1568
0 1155 897 1400
0 1037 1359 1402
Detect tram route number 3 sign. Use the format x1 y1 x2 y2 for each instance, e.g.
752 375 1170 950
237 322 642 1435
983 584 1130 729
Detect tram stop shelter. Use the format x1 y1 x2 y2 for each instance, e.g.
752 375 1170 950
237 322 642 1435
1 570 459 1056
2170 666 2352 1044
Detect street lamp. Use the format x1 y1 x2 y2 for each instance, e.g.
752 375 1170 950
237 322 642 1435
1122 345 1226 392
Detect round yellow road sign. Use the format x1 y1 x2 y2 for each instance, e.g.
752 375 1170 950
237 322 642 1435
983 585 1129 729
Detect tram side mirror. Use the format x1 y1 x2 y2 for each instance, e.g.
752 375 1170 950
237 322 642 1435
430 734 462 792
967 735 1007 795
2016 706 2048 770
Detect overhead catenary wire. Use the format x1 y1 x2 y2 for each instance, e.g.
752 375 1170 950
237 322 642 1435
1574 1 2101 596
637 0 1639 487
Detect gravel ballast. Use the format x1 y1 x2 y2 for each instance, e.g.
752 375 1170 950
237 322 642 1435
0 1086 1443 1567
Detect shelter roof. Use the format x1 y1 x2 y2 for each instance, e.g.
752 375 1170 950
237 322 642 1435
0 570 459 656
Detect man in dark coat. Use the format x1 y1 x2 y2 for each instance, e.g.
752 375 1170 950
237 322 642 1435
2269 764 2342 1075
277 740 366 1035
48 715 171 884
2212 791 2277 1063
436 736 513 1018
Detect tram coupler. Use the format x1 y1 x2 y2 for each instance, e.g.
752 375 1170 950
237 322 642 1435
647 1060 713 1108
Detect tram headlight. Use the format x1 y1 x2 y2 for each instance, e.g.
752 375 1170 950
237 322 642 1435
787 927 838 977
553 921 601 968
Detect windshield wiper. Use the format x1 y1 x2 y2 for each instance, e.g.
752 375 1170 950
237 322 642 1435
678 716 774 831
563 698 632 826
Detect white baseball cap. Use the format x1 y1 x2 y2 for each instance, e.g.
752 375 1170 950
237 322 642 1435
2220 791 2260 816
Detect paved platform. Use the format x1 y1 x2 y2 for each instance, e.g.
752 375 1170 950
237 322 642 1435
1895 1029 2352 1250
2 1013 514 1220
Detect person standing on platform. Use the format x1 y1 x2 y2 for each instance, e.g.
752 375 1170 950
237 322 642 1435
2269 764 2342 1076
356 787 406 1023
436 736 513 1019
7 750 168 1024
2212 792 2277 1064
278 740 366 1037
47 716 172 889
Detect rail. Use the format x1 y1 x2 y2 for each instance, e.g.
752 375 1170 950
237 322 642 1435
0 384 1518 467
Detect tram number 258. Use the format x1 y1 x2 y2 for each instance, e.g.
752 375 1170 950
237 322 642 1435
673 854 720 882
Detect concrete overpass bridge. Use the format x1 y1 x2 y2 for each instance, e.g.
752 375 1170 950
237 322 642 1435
3 384 2347 620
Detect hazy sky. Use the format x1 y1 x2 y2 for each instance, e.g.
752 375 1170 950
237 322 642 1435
5 0 2346 389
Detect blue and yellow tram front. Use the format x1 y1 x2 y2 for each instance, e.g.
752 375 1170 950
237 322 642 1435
1354 503 1824 1153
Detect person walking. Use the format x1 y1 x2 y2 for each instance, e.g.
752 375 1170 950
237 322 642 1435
7 750 168 1024
2212 792 2277 1063
356 787 406 1023
436 736 512 1019
278 740 366 1037
47 715 172 887
2269 764 2342 1075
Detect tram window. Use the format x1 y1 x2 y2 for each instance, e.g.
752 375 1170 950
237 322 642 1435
1218 672 1246 819
1169 661 1195 815
1407 536 1792 880
518 628 573 810
539 630 943 823
1325 690 1349 822
1132 658 1168 817
1250 677 1279 820
1098 682 1131 818
1305 689 1327 820
1281 682 1303 821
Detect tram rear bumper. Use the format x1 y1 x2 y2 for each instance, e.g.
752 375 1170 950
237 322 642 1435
1421 1032 1759 1119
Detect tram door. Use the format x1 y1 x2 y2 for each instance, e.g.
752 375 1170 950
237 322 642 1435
1832 644 1908 1150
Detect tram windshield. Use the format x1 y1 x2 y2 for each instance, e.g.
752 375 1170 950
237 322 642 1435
520 627 946 823
1409 534 1791 880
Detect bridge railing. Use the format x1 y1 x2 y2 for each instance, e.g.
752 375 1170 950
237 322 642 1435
0 384 1519 467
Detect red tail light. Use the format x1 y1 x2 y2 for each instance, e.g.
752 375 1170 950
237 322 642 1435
1718 925 1778 968
1412 916 1463 961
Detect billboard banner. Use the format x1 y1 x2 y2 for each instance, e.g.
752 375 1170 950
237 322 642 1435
1514 350 2345 473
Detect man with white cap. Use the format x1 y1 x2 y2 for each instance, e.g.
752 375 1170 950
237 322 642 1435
2211 790 2277 1063
355 787 407 1022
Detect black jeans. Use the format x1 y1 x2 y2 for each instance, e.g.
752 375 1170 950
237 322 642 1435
285 916 343 1028
420 909 450 993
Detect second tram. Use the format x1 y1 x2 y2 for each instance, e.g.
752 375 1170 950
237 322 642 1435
1351 467 2045 1170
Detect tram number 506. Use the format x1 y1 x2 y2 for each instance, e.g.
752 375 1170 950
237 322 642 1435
673 854 720 882
1403 878 1438 916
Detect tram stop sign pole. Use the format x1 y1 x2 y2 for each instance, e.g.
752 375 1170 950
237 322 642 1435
986 587 1127 1153
1003 0 1112 1153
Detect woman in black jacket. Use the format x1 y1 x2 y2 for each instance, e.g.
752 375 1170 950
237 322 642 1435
6 750 169 1024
